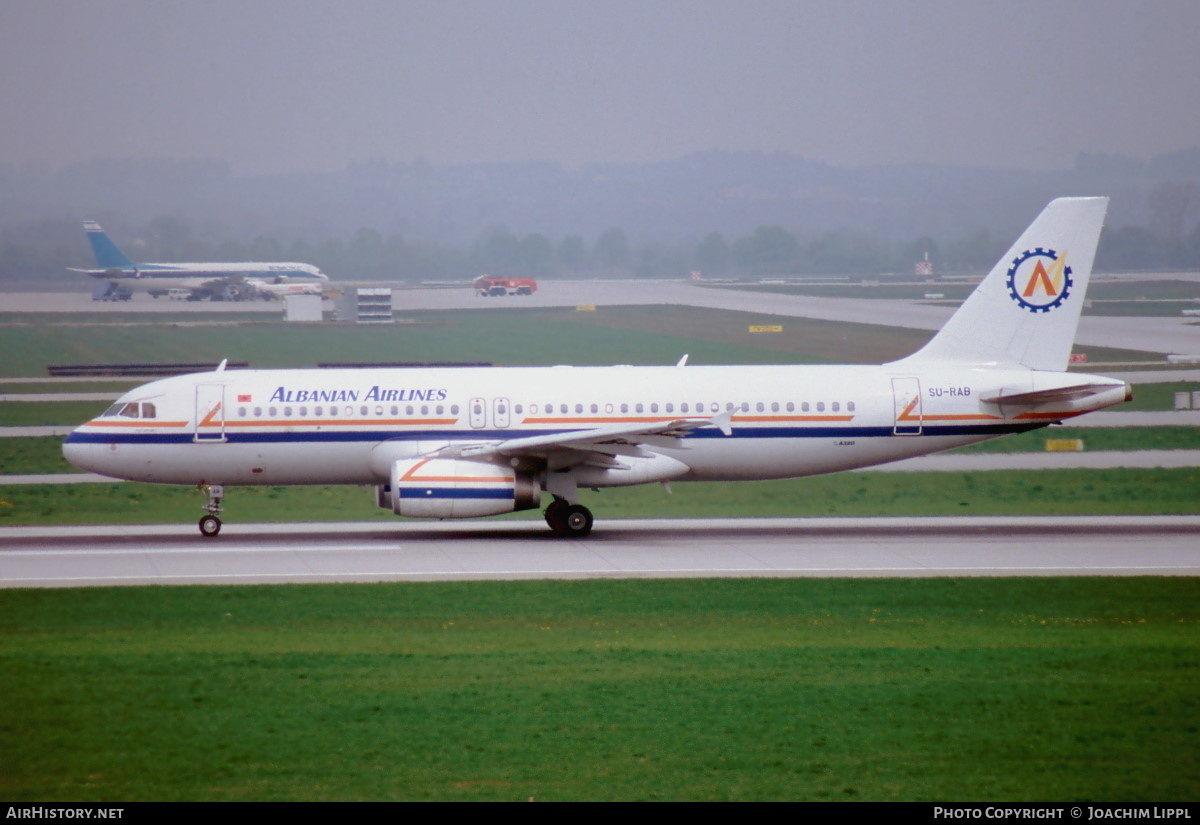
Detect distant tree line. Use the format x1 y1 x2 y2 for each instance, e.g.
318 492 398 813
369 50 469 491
3 182 1199 284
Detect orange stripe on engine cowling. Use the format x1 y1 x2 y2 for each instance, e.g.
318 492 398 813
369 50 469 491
398 458 513 484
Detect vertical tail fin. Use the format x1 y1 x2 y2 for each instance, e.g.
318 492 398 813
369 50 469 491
895 197 1109 371
83 221 137 270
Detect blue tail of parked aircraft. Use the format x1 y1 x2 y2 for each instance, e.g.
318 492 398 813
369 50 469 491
83 221 137 270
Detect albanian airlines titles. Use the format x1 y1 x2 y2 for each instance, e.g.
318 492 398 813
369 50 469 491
267 385 449 404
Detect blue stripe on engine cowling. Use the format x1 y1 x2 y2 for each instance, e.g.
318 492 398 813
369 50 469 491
397 488 514 500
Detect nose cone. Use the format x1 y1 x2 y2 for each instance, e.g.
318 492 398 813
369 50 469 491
62 431 107 475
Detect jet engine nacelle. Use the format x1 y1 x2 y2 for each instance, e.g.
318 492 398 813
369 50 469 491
386 457 540 518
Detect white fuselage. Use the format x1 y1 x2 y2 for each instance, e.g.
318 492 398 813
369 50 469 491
62 363 1127 489
86 263 329 294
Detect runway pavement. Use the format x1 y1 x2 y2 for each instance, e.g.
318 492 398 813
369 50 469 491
2 515 1197 588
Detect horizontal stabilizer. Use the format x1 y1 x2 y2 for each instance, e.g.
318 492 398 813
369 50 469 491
981 382 1124 405
982 378 1131 415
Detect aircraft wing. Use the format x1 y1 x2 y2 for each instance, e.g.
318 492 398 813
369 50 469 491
438 411 733 465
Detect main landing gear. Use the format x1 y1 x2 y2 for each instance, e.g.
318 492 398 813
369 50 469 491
544 499 594 537
198 483 224 537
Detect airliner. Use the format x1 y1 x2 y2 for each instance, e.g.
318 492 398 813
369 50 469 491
70 221 331 301
64 198 1129 538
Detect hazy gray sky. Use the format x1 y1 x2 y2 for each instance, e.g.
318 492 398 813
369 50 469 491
2 0 1198 174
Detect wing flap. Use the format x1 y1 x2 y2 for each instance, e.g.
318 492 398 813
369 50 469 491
440 412 732 463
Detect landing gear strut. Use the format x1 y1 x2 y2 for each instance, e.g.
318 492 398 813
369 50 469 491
544 499 593 537
199 483 224 537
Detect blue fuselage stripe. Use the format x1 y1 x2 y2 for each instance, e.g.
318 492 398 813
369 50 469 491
64 423 1044 446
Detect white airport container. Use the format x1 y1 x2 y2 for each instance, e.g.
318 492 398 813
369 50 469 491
284 294 323 322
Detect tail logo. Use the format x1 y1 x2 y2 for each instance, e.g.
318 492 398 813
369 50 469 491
1006 248 1073 313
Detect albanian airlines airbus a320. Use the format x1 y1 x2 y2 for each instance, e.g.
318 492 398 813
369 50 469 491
64 197 1129 537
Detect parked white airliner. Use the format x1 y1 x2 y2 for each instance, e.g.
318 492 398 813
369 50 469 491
64 198 1129 537
70 221 330 301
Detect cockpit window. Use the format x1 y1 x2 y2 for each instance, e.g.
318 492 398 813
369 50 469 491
101 401 157 419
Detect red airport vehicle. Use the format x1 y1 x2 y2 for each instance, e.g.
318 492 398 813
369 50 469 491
474 275 537 296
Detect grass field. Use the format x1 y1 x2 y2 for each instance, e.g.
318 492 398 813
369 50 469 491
0 307 817 378
1119 382 1200 411
3 468 1199 527
1 577 1195 801
0 305 1172 379
952 426 1200 453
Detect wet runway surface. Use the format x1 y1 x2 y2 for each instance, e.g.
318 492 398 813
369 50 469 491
3 516 1197 588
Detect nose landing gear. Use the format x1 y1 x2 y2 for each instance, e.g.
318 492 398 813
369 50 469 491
198 483 224 537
